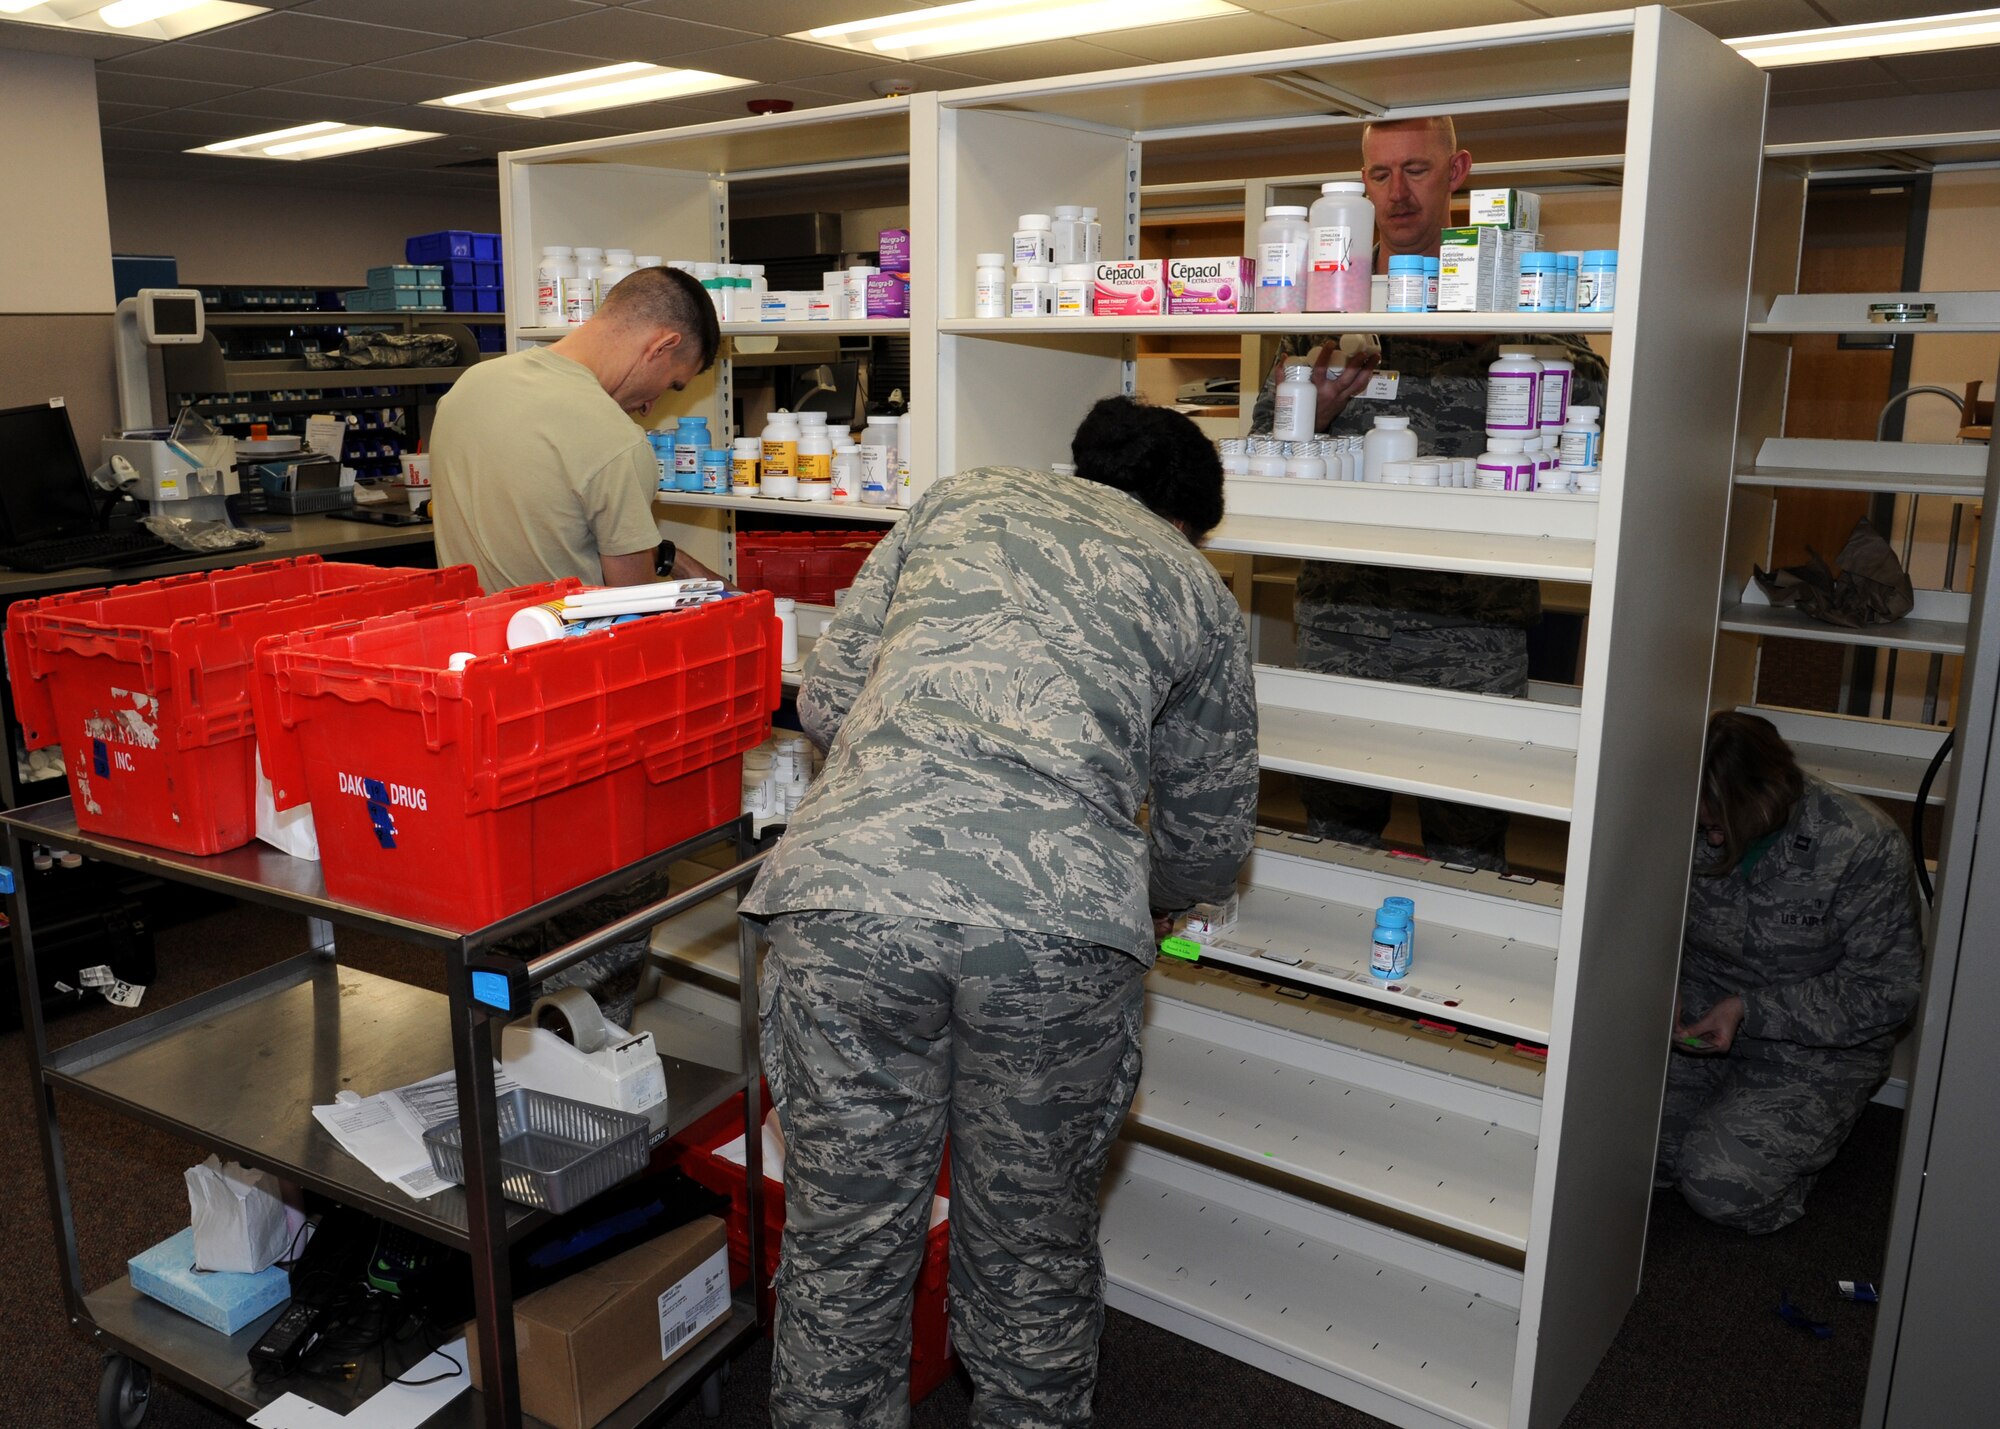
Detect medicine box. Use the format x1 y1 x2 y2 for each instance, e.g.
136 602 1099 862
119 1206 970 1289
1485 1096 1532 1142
467 1217 731 1429
1165 257 1256 314
1438 227 1540 313
877 227 911 274
129 1227 291 1335
1468 188 1541 231
865 273 910 318
1184 891 1240 936
1092 259 1163 316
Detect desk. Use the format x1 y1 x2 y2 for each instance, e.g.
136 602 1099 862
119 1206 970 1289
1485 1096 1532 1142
0 513 436 604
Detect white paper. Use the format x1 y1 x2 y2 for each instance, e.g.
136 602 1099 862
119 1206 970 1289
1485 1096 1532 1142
249 1338 468 1428
106 980 146 1008
78 964 115 987
254 741 320 860
303 415 346 460
312 1069 519 1200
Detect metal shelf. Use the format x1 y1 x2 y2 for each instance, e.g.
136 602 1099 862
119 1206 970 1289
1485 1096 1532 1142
1100 1147 1519 1429
941 313 1615 337
81 1275 758 1427
1718 595 1969 656
202 311 503 327
1732 437 1989 498
44 959 746 1249
654 491 905 523
1131 999 1538 1257
1256 666 1579 822
1740 704 1953 806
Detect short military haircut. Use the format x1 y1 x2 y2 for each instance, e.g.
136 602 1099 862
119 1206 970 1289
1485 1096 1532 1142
1361 114 1458 155
1697 710 1805 874
595 265 721 373
1070 395 1224 542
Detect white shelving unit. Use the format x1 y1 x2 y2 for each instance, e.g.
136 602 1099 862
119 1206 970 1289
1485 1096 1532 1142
505 10 1766 1426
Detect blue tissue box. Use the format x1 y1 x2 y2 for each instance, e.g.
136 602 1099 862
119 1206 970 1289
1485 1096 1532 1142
128 1227 290 1334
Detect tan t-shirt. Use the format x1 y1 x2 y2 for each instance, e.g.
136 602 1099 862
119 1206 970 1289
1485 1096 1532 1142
430 346 660 592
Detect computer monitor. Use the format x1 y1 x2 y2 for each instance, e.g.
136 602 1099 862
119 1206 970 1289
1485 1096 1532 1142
0 401 99 545
136 288 204 345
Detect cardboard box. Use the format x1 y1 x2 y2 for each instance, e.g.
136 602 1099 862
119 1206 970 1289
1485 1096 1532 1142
865 273 910 318
468 1216 731 1429
129 1226 292 1334
1468 187 1541 231
1165 256 1256 314
1438 227 1540 312
1092 259 1163 316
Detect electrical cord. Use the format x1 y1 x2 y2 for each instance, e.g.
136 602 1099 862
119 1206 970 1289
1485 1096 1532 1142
1913 727 1955 904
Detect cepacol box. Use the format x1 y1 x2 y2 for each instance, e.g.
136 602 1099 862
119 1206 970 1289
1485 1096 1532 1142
1092 259 1163 316
1166 256 1255 314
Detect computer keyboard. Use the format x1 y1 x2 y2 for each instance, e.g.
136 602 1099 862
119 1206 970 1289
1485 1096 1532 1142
0 528 175 573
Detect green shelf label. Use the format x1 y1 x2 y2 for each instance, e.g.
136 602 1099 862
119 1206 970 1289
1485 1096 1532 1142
1159 936 1202 962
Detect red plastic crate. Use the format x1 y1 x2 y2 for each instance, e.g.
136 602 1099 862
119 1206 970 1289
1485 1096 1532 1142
4 557 480 855
736 530 885 607
674 1092 957 1404
251 583 780 929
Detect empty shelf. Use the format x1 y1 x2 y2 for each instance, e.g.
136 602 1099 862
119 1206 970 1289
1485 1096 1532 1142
1718 600 1967 656
1259 705 1576 821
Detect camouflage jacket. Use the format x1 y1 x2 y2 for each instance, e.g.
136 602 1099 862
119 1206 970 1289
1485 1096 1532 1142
1252 333 1608 630
742 466 1260 963
1681 776 1924 1061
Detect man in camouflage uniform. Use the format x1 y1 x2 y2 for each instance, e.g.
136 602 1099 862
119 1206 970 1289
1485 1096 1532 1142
743 397 1259 1428
1249 115 1606 870
1657 715 1922 1233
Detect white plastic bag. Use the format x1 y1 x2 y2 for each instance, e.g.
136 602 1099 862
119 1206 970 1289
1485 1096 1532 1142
185 1156 302 1273
253 741 319 861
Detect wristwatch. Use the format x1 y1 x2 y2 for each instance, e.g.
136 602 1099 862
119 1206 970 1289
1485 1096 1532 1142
654 539 677 576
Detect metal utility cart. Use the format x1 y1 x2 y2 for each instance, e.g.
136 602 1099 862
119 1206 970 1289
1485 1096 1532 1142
5 798 769 1429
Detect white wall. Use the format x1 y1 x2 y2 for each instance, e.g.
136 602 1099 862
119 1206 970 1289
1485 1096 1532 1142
0 48 114 315
104 176 501 288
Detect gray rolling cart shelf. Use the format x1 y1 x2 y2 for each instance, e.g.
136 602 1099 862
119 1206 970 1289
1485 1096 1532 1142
5 798 770 1429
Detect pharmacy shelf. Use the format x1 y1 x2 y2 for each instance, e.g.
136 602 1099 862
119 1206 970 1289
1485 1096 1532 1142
1740 704 1953 806
1257 666 1579 823
1131 1000 1538 1256
1100 1146 1520 1429
1210 515 1594 584
721 319 909 337
1193 892 1558 1047
1718 590 1970 656
653 490 905 523
1731 437 1990 498
941 314 1615 338
1749 289 2000 336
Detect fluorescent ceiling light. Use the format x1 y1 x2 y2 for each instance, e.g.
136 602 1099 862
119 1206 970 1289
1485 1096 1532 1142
1728 7 2000 67
798 0 1244 62
191 123 441 160
429 63 752 118
0 0 262 38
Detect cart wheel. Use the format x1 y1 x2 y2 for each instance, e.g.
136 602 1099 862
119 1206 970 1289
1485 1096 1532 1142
699 1368 724 1418
97 1354 152 1429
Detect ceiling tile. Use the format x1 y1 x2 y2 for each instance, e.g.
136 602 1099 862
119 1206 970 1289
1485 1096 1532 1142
673 36 885 83
183 88 388 121
192 12 462 64
1903 71 2000 95
273 66 472 102
100 129 221 153
628 0 936 30
98 43 338 86
93 72 251 107
121 109 313 139
295 0 604 38
99 101 164 125
346 104 533 137
374 41 609 81
0 21 150 60
1104 13 1329 63
1270 1 1542 41
928 39 1150 83
498 9 757 63
1661 0 1829 39
1809 0 1956 22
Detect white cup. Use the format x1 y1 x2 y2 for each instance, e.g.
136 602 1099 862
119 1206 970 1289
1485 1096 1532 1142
400 452 431 487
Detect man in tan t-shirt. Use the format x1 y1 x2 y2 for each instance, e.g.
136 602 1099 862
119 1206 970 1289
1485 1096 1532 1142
432 265 721 592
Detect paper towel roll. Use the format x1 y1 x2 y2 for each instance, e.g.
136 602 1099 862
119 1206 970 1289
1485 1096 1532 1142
533 987 612 1053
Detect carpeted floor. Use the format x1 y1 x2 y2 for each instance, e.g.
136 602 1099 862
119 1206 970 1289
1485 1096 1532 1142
0 903 1899 1428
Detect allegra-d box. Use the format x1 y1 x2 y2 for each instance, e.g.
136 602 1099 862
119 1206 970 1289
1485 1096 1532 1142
1165 257 1256 314
877 228 911 274
865 273 910 317
1092 259 1163 316
468 1216 731 1429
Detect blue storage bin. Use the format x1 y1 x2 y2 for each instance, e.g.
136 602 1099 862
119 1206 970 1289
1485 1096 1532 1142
474 260 501 286
406 230 501 263
443 258 477 285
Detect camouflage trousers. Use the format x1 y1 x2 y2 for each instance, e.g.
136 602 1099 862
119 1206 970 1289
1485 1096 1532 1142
760 911 1145 1429
1294 613 1529 872
1655 1043 1886 1234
